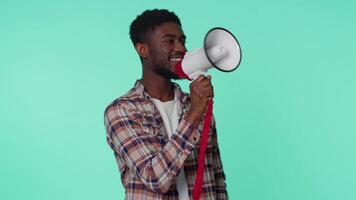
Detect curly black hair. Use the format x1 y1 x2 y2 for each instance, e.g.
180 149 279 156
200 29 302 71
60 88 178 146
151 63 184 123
129 9 181 45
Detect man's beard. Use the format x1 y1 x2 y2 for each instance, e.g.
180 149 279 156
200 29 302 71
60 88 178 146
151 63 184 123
154 66 182 80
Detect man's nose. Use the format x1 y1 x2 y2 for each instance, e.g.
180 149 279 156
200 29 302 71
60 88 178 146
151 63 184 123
174 41 187 53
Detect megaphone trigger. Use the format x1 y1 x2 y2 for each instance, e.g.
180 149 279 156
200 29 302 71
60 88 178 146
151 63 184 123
191 70 208 80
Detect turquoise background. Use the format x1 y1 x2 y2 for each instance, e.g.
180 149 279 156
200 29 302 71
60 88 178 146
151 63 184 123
1 0 356 199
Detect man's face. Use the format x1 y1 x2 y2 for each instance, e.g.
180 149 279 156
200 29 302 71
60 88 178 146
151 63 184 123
144 22 187 79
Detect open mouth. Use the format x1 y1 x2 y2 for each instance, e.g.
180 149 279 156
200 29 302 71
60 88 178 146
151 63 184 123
169 56 183 67
169 58 183 72
169 57 183 74
169 54 185 71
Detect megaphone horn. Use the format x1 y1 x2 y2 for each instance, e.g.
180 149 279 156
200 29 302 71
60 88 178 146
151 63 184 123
175 27 242 80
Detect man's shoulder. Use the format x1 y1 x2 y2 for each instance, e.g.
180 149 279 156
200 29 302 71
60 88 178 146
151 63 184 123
104 81 191 116
104 85 141 116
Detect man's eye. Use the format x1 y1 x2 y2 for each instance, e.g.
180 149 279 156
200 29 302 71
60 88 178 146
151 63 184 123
163 39 175 44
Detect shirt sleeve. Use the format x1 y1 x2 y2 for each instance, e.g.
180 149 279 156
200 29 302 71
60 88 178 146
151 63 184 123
104 101 200 193
211 116 229 199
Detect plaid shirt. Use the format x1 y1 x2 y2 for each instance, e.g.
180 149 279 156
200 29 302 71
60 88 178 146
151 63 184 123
104 80 228 199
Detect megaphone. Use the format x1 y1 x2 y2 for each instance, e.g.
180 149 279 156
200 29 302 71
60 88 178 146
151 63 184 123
174 27 242 200
175 27 242 80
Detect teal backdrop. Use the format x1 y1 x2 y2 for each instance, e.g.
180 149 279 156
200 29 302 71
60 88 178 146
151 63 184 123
1 0 356 199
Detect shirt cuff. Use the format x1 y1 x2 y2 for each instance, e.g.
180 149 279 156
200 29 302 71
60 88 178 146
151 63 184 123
171 118 200 155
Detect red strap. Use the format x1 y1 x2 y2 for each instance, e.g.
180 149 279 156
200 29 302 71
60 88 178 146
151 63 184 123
193 99 213 200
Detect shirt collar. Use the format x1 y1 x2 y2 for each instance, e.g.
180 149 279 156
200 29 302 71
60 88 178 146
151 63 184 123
133 79 189 106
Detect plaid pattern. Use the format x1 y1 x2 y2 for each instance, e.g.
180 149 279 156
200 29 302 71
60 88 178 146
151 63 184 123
104 80 228 199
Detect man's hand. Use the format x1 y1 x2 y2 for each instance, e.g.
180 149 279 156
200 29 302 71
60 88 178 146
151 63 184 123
184 75 214 128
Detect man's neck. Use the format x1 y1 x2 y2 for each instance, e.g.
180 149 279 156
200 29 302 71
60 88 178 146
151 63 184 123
141 74 175 102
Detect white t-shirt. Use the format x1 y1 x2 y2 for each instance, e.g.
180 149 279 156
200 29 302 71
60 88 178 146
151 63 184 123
151 95 190 200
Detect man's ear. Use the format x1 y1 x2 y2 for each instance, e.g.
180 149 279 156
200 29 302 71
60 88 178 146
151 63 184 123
135 43 149 59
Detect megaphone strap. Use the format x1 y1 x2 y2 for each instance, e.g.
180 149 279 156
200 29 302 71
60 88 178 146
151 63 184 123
193 99 214 200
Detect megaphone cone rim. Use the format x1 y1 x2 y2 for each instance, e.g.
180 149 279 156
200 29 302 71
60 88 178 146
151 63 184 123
204 27 242 72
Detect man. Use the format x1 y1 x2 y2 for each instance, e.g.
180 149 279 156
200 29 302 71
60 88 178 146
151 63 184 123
104 9 228 199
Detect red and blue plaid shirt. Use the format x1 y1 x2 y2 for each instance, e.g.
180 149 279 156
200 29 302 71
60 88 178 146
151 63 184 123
104 80 228 199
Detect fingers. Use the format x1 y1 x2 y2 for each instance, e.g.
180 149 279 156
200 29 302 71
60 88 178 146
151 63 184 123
188 75 214 115
190 75 214 99
198 85 214 98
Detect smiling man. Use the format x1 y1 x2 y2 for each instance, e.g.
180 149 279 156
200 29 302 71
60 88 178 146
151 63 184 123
104 9 228 199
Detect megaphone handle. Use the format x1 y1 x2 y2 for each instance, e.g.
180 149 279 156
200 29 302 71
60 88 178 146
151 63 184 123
193 99 213 200
191 71 207 80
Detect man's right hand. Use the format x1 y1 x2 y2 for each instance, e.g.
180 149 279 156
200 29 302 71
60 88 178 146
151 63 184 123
184 75 214 128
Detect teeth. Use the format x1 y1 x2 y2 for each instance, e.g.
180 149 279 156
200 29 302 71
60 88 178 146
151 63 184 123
170 58 182 61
